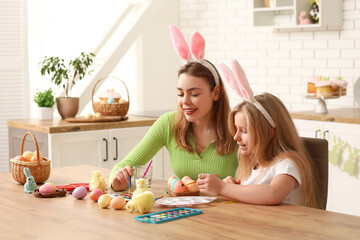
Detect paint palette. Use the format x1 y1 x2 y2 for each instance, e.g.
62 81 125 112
107 192 132 201
135 207 202 224
156 196 217 207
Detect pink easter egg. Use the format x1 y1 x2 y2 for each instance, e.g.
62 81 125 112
72 186 88 199
39 184 56 194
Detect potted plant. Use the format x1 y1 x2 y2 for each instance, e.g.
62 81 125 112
34 88 55 120
39 52 96 119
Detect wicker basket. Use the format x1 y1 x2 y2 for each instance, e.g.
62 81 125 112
10 132 51 184
92 76 130 116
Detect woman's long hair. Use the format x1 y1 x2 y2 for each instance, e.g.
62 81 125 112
172 60 234 155
229 93 320 208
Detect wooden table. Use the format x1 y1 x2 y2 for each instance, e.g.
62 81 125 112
1 165 360 239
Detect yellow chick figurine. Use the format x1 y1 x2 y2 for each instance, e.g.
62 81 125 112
89 170 107 192
126 178 155 213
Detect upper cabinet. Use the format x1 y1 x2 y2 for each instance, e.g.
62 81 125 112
253 0 343 31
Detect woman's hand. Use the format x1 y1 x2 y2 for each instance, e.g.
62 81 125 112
111 165 133 191
223 176 241 184
197 174 225 195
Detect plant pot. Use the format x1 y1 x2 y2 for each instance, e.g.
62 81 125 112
39 107 53 120
56 97 79 119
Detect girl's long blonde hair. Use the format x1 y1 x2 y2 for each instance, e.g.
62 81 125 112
229 93 320 208
173 60 234 155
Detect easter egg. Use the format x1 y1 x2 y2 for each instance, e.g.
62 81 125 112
110 196 126 210
14 155 28 162
173 180 187 193
186 182 200 192
185 179 196 185
181 176 192 184
90 188 104 202
39 184 55 194
30 155 40 163
44 182 57 191
119 98 126 103
33 151 43 159
22 151 34 161
84 113 93 119
72 186 88 199
107 98 115 104
94 112 101 119
167 176 177 189
170 178 179 191
98 194 112 208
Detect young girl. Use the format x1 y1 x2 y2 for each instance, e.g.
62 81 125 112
110 25 237 191
197 60 320 208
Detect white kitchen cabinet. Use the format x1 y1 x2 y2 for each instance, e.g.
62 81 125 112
49 126 166 180
253 0 342 30
294 119 360 216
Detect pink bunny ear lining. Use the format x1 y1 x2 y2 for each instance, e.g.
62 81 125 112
170 24 190 60
231 60 253 100
219 63 243 98
190 32 205 60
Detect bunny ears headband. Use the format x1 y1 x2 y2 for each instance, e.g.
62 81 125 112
169 24 219 85
219 60 276 128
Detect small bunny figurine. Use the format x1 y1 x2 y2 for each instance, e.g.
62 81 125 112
23 167 37 194
299 11 311 25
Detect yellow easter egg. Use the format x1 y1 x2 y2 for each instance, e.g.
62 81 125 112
98 194 112 208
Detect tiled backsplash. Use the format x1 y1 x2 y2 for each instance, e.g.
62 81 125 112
179 0 360 112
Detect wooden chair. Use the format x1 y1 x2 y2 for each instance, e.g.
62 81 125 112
301 137 329 210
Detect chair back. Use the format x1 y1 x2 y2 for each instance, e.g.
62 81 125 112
301 137 328 210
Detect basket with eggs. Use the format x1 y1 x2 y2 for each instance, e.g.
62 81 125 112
92 76 129 117
10 132 51 184
167 176 200 197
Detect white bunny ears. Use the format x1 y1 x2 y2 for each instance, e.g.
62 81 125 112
219 60 276 128
169 24 219 85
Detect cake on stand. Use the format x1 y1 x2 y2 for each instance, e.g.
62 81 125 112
306 95 339 114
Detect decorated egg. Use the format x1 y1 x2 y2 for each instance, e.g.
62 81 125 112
22 151 34 161
186 182 200 192
119 98 126 103
44 182 57 191
110 196 126 210
14 155 28 162
72 186 88 199
107 97 115 104
39 184 56 194
173 180 187 193
84 113 93 119
181 176 192 184
94 112 102 119
167 176 177 189
90 188 104 202
170 178 179 191
98 194 112 208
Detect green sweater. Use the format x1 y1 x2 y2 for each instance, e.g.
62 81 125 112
109 111 238 183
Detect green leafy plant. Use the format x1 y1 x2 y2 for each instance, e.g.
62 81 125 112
34 88 55 107
39 52 96 97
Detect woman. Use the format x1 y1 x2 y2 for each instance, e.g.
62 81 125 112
110 60 238 191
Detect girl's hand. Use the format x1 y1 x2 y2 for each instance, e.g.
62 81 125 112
111 165 133 191
197 174 225 195
223 176 241 184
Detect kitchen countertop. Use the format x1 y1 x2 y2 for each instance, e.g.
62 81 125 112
7 115 157 134
290 108 360 124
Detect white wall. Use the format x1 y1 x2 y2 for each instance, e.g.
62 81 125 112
27 0 179 117
179 0 360 111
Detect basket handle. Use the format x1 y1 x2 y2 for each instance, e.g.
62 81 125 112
91 76 130 105
20 132 41 164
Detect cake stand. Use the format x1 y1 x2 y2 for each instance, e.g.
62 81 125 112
306 95 339 114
